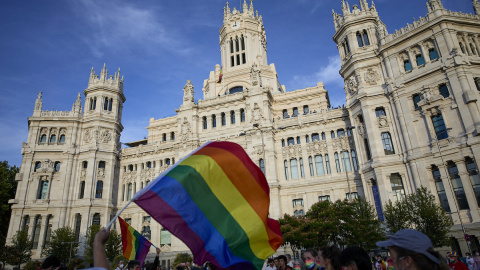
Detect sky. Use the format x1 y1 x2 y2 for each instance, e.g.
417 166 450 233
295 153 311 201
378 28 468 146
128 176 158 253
0 0 474 167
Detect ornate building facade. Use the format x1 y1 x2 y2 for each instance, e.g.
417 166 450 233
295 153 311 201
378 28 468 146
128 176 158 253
7 0 480 265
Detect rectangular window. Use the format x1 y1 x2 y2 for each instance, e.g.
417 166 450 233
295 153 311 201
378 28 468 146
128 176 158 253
413 94 421 109
259 159 265 174
432 166 451 212
346 192 358 200
161 229 172 245
32 216 42 249
404 60 412 72
74 214 81 242
429 48 439 60
325 154 331 174
448 163 470 210
299 158 305 178
290 159 299 179
432 114 448 140
292 199 304 207
466 158 480 208
312 133 320 141
334 152 341 173
284 160 289 180
318 195 330 202
315 155 325 175
351 151 358 171
79 181 85 199
308 156 314 177
381 132 395 155
416 54 425 66
341 151 352 172
390 173 406 202
43 215 52 248
439 84 450 98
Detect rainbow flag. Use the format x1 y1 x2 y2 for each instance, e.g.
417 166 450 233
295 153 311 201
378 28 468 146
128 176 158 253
132 141 283 270
217 67 223 83
118 217 152 266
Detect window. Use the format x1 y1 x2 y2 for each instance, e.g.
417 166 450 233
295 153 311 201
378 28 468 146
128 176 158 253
448 161 470 210
429 48 439 60
231 111 236 124
416 54 425 66
432 114 448 140
322 132 326 141
331 131 335 139
90 97 97 110
162 133 167 141
49 134 56 143
221 113 226 126
240 109 245 122
32 215 42 249
284 160 289 180
471 43 478 55
83 161 88 169
364 139 372 160
59 134 66 143
98 161 105 169
413 94 421 109
363 30 370 46
92 213 100 226
475 78 480 91
212 114 217 128
432 165 451 212
296 136 301 144
171 132 175 140
43 215 52 247
309 156 314 177
128 164 133 171
337 129 345 137
351 150 358 171
294 210 305 217
34 161 41 172
347 128 352 136
146 162 152 169
325 154 331 174
74 214 81 241
299 158 305 178
292 107 298 117
282 139 285 147
40 134 47 143
202 116 207 129
166 158 171 165
346 192 358 200
303 105 309 114
54 161 60 172
22 215 30 232
390 173 406 202
290 159 299 179
287 137 295 146
161 228 172 245
345 38 351 53
404 60 412 72
259 159 265 174
142 226 151 240
381 132 395 155
375 107 386 117
95 180 103 199
104 97 109 110
292 199 304 207
334 152 341 173
283 109 289 119
305 135 310 143
315 155 325 175
439 84 450 98
357 32 364 47
37 178 49 199
341 151 352 172
312 133 320 141
319 195 330 202
127 183 133 200
229 86 243 94
79 181 85 199
109 98 113 111
460 42 466 54
466 157 480 207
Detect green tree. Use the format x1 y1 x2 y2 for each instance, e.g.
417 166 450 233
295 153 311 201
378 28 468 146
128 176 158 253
384 186 453 247
105 229 122 262
43 227 78 263
278 214 304 253
83 224 101 264
0 161 19 248
3 230 32 269
173 253 192 268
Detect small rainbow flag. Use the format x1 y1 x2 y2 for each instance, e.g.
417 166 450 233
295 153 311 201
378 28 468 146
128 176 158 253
217 67 223 83
118 217 152 266
132 141 283 270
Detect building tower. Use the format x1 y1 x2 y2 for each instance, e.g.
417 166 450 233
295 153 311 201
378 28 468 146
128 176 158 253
474 0 480 15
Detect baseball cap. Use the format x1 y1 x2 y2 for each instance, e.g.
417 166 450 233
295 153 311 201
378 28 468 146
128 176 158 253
376 229 442 265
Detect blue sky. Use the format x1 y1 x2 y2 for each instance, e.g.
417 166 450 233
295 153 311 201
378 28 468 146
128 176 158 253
0 0 474 167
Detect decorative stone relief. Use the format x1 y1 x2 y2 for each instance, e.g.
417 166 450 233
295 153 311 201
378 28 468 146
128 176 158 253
332 136 352 151
378 116 389 127
84 128 93 143
345 76 358 94
183 80 194 103
357 125 366 137
250 63 262 87
306 141 328 155
35 92 43 111
254 145 264 158
364 68 380 85
251 103 264 124
100 129 112 143
97 168 105 178
181 117 191 142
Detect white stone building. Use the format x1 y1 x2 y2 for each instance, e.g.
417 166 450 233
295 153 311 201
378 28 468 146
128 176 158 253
7 0 480 266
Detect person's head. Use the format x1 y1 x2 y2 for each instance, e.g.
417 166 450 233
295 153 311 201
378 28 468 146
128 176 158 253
293 259 303 270
278 255 288 268
274 257 279 268
286 254 292 263
476 251 480 256
340 246 372 270
376 229 448 270
448 251 460 263
467 252 471 258
41 255 61 270
376 255 382 262
118 260 125 267
302 249 318 270
127 260 141 270
267 258 274 266
319 246 341 270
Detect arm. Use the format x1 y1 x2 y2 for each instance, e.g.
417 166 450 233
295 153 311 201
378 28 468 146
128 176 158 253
93 228 111 270
153 248 160 269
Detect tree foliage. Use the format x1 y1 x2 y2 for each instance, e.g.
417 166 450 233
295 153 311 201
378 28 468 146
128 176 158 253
105 229 122 263
279 197 385 251
83 224 101 264
0 161 19 248
43 227 78 263
2 230 32 269
384 186 453 247
173 253 192 267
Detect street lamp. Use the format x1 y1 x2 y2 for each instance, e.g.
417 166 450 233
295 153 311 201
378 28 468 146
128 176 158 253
62 241 82 259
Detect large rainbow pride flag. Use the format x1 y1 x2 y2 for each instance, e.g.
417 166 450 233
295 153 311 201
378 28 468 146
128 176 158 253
132 141 283 270
119 216 152 266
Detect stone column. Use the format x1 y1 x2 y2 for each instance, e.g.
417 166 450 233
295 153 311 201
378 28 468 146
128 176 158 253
456 159 480 222
406 48 417 69
463 33 473 56
473 35 480 56
419 43 430 64
440 23 455 52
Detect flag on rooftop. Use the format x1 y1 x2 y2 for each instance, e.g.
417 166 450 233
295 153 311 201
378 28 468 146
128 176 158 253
118 216 152 267
132 141 283 270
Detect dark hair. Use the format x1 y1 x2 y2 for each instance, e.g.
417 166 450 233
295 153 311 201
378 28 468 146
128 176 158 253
391 246 450 270
340 247 372 270
127 260 141 270
267 258 274 264
302 248 318 260
320 246 341 270
42 255 61 270
176 266 184 270
278 255 287 264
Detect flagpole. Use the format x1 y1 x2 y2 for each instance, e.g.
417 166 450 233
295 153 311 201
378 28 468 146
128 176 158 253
107 200 132 229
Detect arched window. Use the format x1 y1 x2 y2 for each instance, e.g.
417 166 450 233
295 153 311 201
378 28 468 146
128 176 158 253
432 165 450 212
290 159 299 179
296 136 301 144
83 161 88 169
171 132 175 140
212 114 217 128
230 38 234 53
259 159 265 174
221 113 226 126
362 30 370 46
284 160 289 180
334 152 341 173
331 131 335 139
337 129 345 137
235 38 239 52
416 54 425 66
230 110 236 124
281 139 285 147
92 213 100 226
166 158 171 165
34 161 41 172
229 86 243 94
303 105 309 114
375 107 386 117
95 181 103 198
465 157 480 207
381 132 395 155
404 60 412 72
429 48 439 60
345 38 351 53
40 134 47 143
447 161 469 210
147 162 152 169
202 116 207 129
59 134 66 143
356 32 364 47
22 215 30 232
325 154 331 174
439 83 450 98
292 107 298 117
43 215 53 247
104 97 109 110
315 155 325 175
299 158 305 178
49 134 56 143
240 109 245 122
79 181 85 199
321 132 326 140
128 164 133 171
283 109 289 119
471 43 478 55
54 161 60 172
241 35 245 50
305 135 310 143
287 137 295 145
